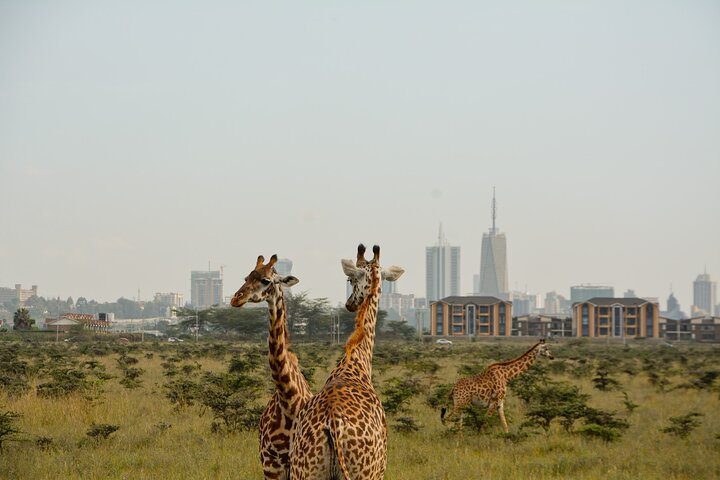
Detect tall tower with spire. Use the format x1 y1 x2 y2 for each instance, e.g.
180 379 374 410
425 223 461 302
477 187 508 297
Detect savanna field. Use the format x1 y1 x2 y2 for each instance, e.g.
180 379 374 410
1 336 718 480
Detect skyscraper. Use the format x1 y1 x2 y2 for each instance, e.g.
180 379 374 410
478 188 508 297
425 224 461 303
693 270 717 316
190 270 223 308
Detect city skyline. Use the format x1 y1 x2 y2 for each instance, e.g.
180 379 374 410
1 2 718 314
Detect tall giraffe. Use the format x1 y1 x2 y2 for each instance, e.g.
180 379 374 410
441 339 554 432
230 254 312 480
290 244 404 480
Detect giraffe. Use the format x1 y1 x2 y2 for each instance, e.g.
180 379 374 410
440 339 554 432
290 244 404 480
230 254 312 480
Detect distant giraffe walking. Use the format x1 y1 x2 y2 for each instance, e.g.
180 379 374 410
441 339 554 432
291 244 404 480
230 254 312 480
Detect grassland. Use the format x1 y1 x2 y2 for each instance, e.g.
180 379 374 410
1 336 718 479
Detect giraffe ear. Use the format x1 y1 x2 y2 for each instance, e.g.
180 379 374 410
278 275 299 288
381 265 405 282
342 259 364 279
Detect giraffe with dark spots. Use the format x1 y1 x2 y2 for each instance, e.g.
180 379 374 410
230 254 312 480
291 244 404 479
441 339 554 432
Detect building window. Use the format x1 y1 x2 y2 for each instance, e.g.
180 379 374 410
479 325 489 333
498 304 506 336
466 305 475 335
613 306 622 337
479 305 489 313
646 304 654 337
453 325 462 334
582 304 589 336
435 307 444 335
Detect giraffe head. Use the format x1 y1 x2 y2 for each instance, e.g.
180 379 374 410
537 338 554 360
230 254 299 308
341 244 405 312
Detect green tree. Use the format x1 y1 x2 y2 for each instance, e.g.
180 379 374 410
207 306 267 338
0 409 22 454
662 412 704 439
382 320 416 340
12 308 35 331
286 292 332 338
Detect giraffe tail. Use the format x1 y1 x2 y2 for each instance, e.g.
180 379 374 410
326 415 352 480
440 406 447 422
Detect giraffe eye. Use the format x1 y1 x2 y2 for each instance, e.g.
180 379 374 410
260 278 272 286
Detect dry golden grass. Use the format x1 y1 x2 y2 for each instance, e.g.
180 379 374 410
1 338 719 479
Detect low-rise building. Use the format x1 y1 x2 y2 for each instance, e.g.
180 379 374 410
430 296 512 337
45 313 111 333
661 316 720 343
514 314 573 338
572 297 660 339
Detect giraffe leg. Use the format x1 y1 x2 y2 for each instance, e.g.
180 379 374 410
498 401 509 433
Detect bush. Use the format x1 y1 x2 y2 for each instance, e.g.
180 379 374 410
661 412 703 439
392 416 422 433
591 369 621 391
86 423 119 444
577 424 622 442
426 383 453 409
0 409 22 454
164 379 200 410
36 368 90 398
381 377 422 415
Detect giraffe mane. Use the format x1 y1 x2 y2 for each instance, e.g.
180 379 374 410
343 263 381 360
487 340 543 368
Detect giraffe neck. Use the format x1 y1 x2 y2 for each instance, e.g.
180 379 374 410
493 343 541 380
343 264 381 379
266 286 307 400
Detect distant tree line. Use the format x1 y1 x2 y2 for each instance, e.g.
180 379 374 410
1 291 417 342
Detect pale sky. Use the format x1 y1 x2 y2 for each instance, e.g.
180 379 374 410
1 1 719 312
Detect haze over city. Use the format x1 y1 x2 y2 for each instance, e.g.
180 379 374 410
1 1 718 312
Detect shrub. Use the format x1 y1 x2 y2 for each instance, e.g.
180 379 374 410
426 383 453 409
86 423 119 443
621 391 639 415
0 409 22 454
36 368 90 398
35 436 54 451
591 369 621 391
196 356 265 433
164 379 200 410
661 412 704 439
392 416 422 433
577 424 622 442
381 377 422 415
119 367 145 389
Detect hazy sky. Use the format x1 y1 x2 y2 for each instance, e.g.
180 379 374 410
1 1 718 312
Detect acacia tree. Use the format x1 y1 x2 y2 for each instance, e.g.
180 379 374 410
12 309 34 331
